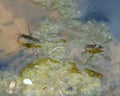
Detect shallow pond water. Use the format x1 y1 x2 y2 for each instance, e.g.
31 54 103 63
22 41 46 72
0 0 120 96
79 0 120 42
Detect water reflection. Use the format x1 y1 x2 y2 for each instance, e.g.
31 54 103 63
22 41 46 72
1 0 45 27
0 50 35 71
79 0 120 41
0 0 41 72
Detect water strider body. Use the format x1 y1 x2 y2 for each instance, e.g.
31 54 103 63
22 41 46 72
18 34 40 43
6 25 41 55
82 32 112 65
17 33 41 48
84 44 104 54
17 24 42 49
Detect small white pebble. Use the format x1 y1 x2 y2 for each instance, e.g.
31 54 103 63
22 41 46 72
8 80 17 94
50 87 54 91
9 80 17 90
23 78 33 85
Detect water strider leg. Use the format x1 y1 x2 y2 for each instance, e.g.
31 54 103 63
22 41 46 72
27 24 38 58
100 53 111 61
5 47 22 56
83 54 94 65
87 31 96 44
101 39 112 46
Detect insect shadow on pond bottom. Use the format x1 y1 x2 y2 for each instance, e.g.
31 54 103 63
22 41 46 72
82 32 112 65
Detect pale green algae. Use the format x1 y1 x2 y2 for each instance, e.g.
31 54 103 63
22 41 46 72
29 0 82 60
29 0 81 24
17 58 103 96
30 0 112 65
31 19 67 60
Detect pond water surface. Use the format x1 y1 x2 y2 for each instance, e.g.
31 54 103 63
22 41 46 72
0 0 120 96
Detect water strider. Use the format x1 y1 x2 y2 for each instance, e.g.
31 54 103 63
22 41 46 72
82 32 112 65
17 24 40 43
6 24 65 56
6 24 41 55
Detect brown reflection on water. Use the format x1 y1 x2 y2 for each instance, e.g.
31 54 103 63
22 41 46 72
0 4 24 54
0 0 45 71
1 0 46 27
0 6 27 71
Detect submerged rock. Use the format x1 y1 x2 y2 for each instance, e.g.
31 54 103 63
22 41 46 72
18 57 103 96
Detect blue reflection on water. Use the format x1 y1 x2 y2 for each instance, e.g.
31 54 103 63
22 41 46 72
79 0 120 41
81 11 109 23
0 50 34 72
0 52 22 71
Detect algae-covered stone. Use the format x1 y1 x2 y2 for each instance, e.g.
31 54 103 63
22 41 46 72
17 58 103 96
